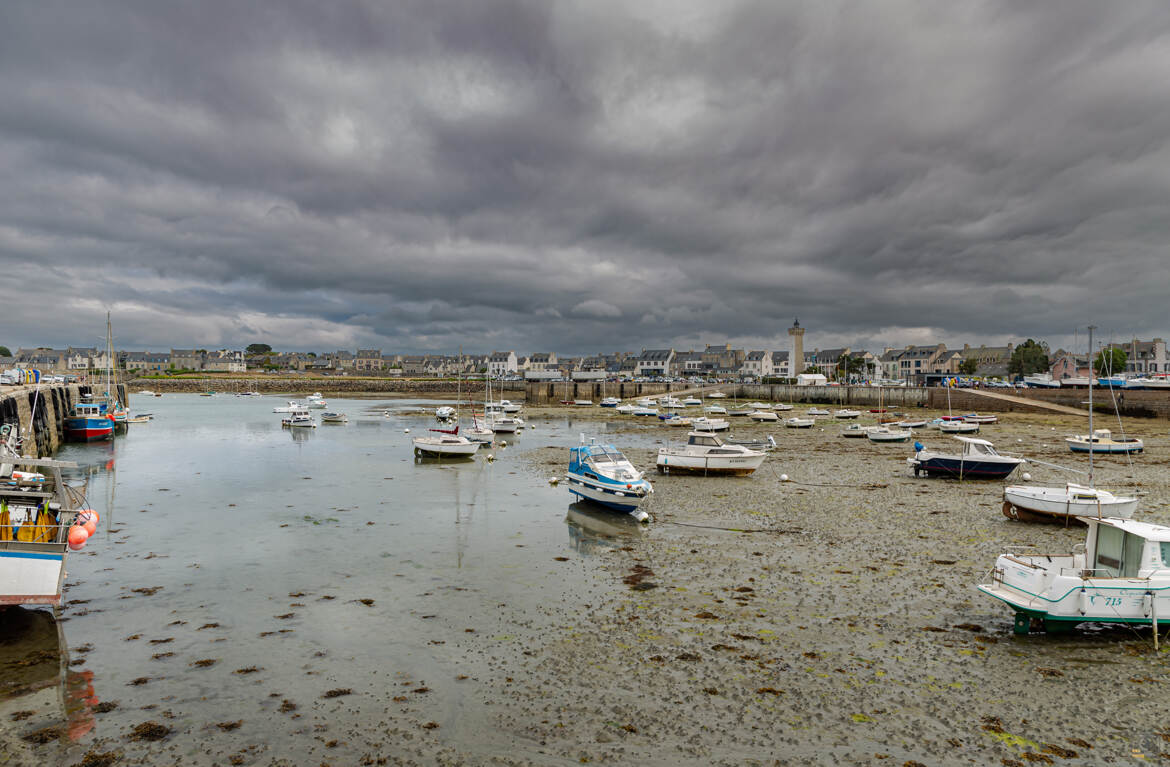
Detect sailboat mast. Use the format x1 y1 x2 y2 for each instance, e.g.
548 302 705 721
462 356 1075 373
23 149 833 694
1087 325 1095 487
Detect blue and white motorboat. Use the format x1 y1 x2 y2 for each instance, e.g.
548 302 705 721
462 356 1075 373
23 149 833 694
908 436 1024 480
567 439 653 521
600 397 621 408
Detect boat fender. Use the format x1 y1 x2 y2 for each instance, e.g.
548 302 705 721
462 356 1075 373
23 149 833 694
68 525 89 550
1079 587 1088 616
913 441 924 452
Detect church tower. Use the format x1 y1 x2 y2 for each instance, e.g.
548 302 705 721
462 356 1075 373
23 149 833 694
788 318 805 377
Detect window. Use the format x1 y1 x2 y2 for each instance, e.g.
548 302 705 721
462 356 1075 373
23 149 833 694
1096 526 1145 578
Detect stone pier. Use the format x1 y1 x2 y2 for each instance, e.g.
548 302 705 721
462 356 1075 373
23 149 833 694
0 383 128 455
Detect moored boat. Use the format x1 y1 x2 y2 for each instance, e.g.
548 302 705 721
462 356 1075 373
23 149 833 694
939 420 980 434
908 436 1024 479
1002 483 1138 524
840 423 873 438
1065 429 1143 454
321 412 348 423
691 417 729 432
833 409 861 419
867 426 912 443
64 404 113 442
807 408 830 416
785 417 815 429
748 410 779 422
656 432 766 476
566 439 653 521
281 408 316 428
412 426 478 457
978 516 1170 634
600 397 621 408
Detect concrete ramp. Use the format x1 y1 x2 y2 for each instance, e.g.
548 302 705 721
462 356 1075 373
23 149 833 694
960 388 1088 417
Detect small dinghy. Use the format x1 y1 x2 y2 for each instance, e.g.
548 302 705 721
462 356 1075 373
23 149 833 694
321 412 348 423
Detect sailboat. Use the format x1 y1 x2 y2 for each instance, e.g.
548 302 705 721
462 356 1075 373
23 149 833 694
412 352 478 458
1002 326 1138 523
938 379 978 433
101 314 129 433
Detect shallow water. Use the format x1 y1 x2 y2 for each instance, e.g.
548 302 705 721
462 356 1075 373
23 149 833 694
0 394 656 764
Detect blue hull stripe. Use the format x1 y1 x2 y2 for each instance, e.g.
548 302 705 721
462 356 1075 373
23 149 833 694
0 551 64 561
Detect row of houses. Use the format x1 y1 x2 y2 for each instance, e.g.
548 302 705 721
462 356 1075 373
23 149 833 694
5 338 1165 382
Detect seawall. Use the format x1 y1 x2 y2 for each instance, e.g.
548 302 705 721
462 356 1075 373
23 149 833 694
523 382 930 408
0 383 129 456
125 377 526 396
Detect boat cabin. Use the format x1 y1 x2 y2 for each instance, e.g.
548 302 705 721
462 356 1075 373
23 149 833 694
686 432 726 448
1082 517 1170 579
72 404 105 417
954 436 1003 457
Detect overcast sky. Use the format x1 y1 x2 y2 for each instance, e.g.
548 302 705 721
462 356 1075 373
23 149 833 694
2 1 1168 356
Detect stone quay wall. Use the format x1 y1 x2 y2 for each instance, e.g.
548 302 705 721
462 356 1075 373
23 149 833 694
524 382 929 408
0 383 129 456
125 377 526 396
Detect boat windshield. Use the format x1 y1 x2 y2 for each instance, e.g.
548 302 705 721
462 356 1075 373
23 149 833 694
965 442 998 456
1095 525 1146 578
688 435 720 447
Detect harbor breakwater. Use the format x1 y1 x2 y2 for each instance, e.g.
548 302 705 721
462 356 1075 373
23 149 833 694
524 381 931 408
0 383 128 455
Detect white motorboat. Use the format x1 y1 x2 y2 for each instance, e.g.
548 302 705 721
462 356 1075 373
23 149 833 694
691 417 730 432
636 397 656 408
978 516 1170 635
412 427 478 457
138 389 155 396
1065 429 1143 454
867 425 912 443
1022 373 1061 388
631 407 658 417
573 399 594 406
706 391 727 399
321 412 348 423
273 400 302 413
896 419 928 428
727 406 755 417
807 408 830 416
773 403 794 411
656 432 767 476
1002 483 1138 524
658 396 684 409
748 410 779 422
939 420 979 434
567 439 653 521
488 415 522 434
785 417 815 429
840 423 873 438
908 436 1024 479
1131 376 1170 390
306 392 327 409
501 400 523 414
703 405 728 415
436 406 457 420
963 413 998 424
600 397 621 408
615 404 638 415
281 408 316 428
745 402 771 410
663 415 692 427
833 409 861 419
681 397 703 406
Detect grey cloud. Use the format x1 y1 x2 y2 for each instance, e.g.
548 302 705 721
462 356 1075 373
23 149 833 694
2 1 1169 355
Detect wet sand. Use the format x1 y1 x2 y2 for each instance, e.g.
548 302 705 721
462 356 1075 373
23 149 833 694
5 403 1170 765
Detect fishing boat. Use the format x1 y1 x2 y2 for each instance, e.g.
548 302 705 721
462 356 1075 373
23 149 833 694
840 423 873 438
690 417 729 432
1002 484 1138 523
748 410 779 422
64 403 113 442
600 397 621 408
833 409 861 419
1065 429 1143 454
412 426 478 457
867 426 913 443
703 405 728 415
656 432 767 476
1 433 88 607
321 412 348 424
281 408 316 428
435 405 457 421
939 420 980 434
978 516 1170 635
785 417 815 429
908 436 1024 479
566 439 653 521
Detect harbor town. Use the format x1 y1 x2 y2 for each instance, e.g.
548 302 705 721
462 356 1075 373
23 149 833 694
3 318 1170 765
8 3 1170 765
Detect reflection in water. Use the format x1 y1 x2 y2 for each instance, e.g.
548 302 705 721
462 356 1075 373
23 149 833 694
565 502 643 556
289 426 315 443
0 608 99 746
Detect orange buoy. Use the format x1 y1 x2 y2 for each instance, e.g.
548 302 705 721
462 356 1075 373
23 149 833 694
68 526 88 549
83 518 97 536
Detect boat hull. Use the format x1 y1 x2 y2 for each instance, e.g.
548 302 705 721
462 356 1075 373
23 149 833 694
0 548 65 606
1002 488 1137 523
911 457 1020 479
655 454 765 476
63 417 113 442
1067 440 1143 454
566 474 650 512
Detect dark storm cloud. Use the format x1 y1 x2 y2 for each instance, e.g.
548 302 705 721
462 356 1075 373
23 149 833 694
2 0 1169 354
